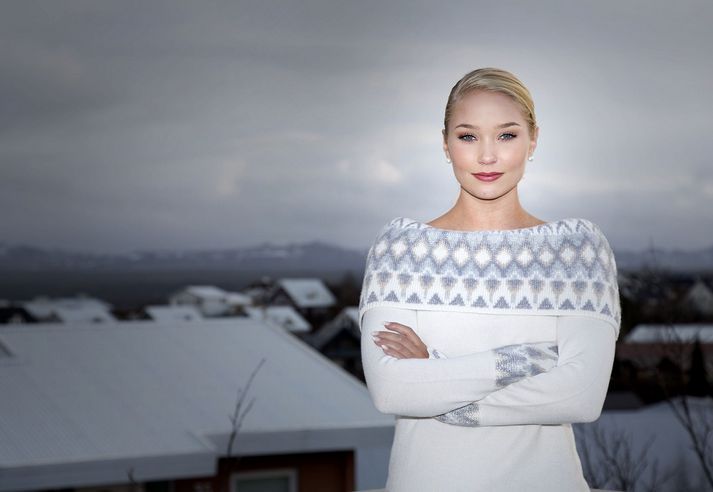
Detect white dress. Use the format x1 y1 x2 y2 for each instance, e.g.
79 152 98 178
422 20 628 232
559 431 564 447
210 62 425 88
358 216 620 492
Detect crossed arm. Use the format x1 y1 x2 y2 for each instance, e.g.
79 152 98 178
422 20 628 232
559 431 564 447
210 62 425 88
360 306 616 426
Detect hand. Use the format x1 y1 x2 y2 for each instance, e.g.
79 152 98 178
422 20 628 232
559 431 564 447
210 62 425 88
372 321 429 359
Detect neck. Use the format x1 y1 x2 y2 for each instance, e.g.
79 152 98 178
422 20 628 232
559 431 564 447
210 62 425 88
442 186 537 230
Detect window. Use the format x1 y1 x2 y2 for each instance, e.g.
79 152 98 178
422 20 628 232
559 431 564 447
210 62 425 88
230 468 297 492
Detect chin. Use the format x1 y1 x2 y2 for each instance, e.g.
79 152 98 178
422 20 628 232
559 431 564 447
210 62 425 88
460 180 519 201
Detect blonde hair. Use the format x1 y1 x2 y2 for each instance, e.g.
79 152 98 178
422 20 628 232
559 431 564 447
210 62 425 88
443 67 537 138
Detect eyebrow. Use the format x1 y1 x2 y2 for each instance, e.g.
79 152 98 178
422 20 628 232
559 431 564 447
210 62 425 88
455 122 521 130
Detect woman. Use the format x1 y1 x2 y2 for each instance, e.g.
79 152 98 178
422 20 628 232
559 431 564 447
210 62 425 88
358 67 620 491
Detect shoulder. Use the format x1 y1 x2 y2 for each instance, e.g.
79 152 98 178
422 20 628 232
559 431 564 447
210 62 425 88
564 217 613 246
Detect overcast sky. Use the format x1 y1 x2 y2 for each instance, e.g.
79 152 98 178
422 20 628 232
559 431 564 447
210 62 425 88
1 1 712 254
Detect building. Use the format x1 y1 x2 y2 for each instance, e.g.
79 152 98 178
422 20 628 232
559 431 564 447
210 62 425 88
0 317 393 492
145 305 203 322
22 295 116 323
265 278 337 328
310 307 363 381
681 278 713 316
244 305 311 333
168 285 252 317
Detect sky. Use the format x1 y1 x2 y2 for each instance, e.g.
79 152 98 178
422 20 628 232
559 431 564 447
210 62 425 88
1 1 712 254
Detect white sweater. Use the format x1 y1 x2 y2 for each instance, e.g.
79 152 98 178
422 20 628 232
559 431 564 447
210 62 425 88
361 306 617 492
358 216 620 491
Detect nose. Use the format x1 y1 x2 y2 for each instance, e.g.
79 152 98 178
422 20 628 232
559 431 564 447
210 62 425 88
478 141 497 165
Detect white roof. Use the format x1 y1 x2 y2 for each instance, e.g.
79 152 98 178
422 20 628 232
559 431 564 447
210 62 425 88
344 306 359 325
225 292 252 306
244 306 311 332
625 323 713 343
0 318 392 491
311 307 360 349
276 278 336 308
22 296 113 321
179 285 229 300
146 305 203 322
53 305 116 323
684 279 713 313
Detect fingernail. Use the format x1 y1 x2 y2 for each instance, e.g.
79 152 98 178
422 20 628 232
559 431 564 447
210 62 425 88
383 321 390 327
371 331 379 335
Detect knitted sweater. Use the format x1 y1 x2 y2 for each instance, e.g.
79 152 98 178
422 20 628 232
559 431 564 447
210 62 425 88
358 216 620 492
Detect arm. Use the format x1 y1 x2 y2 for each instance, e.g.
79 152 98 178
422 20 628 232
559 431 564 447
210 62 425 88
434 315 616 427
360 305 557 417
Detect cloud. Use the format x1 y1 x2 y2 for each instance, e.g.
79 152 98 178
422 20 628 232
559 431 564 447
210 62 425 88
0 0 711 252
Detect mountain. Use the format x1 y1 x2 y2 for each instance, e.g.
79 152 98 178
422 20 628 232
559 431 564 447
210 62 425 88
0 241 370 272
614 245 713 273
2 241 713 274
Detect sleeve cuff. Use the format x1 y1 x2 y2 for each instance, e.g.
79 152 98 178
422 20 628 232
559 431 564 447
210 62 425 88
427 346 445 359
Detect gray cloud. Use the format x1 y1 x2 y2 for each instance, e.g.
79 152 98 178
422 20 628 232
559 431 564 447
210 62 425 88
1 0 712 253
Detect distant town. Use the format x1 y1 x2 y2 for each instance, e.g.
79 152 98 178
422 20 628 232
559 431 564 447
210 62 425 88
2 239 713 492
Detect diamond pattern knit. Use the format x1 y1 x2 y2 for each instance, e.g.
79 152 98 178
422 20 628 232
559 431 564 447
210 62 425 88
358 216 621 339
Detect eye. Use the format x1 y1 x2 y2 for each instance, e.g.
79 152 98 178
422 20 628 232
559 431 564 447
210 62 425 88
500 133 517 141
458 134 476 142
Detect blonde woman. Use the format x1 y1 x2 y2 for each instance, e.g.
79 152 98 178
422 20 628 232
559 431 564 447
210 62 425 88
359 67 620 491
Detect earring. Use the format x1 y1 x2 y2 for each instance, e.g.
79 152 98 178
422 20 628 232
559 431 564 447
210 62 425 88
528 155 534 161
446 157 451 164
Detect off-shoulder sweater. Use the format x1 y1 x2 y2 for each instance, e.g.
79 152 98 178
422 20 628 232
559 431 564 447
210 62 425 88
358 216 620 492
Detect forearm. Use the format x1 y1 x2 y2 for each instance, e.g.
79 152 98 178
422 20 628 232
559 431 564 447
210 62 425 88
361 306 557 417
434 316 616 427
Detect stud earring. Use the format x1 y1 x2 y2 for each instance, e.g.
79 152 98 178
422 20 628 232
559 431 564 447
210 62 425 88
446 156 452 163
528 155 534 161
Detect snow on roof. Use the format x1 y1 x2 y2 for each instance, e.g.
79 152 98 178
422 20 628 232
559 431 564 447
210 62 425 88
276 278 336 308
344 306 359 325
683 279 713 314
53 305 116 323
311 307 360 350
22 296 113 321
180 285 229 299
225 292 252 306
625 323 713 343
0 318 392 490
145 305 203 322
244 305 311 332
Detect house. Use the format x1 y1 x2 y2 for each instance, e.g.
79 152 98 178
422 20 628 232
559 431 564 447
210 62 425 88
265 278 337 328
0 317 394 492
145 305 203 322
616 323 713 382
168 285 251 317
310 307 363 381
244 305 311 333
624 323 713 344
22 295 116 323
680 278 713 316
0 301 37 324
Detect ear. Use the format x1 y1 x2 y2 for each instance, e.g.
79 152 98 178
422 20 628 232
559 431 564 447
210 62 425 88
529 125 539 156
442 129 451 161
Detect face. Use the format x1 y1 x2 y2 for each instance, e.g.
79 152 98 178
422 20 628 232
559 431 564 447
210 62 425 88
442 90 538 202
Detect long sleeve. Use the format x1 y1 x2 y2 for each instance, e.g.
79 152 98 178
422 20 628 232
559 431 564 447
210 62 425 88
360 305 557 417
435 315 616 427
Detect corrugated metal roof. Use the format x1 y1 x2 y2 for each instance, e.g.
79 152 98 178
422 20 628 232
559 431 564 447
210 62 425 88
0 317 392 489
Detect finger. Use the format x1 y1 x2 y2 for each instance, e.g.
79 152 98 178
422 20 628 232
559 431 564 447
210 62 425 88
381 342 409 359
382 323 423 354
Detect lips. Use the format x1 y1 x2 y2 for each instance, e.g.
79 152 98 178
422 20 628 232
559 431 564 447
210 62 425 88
472 172 503 182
